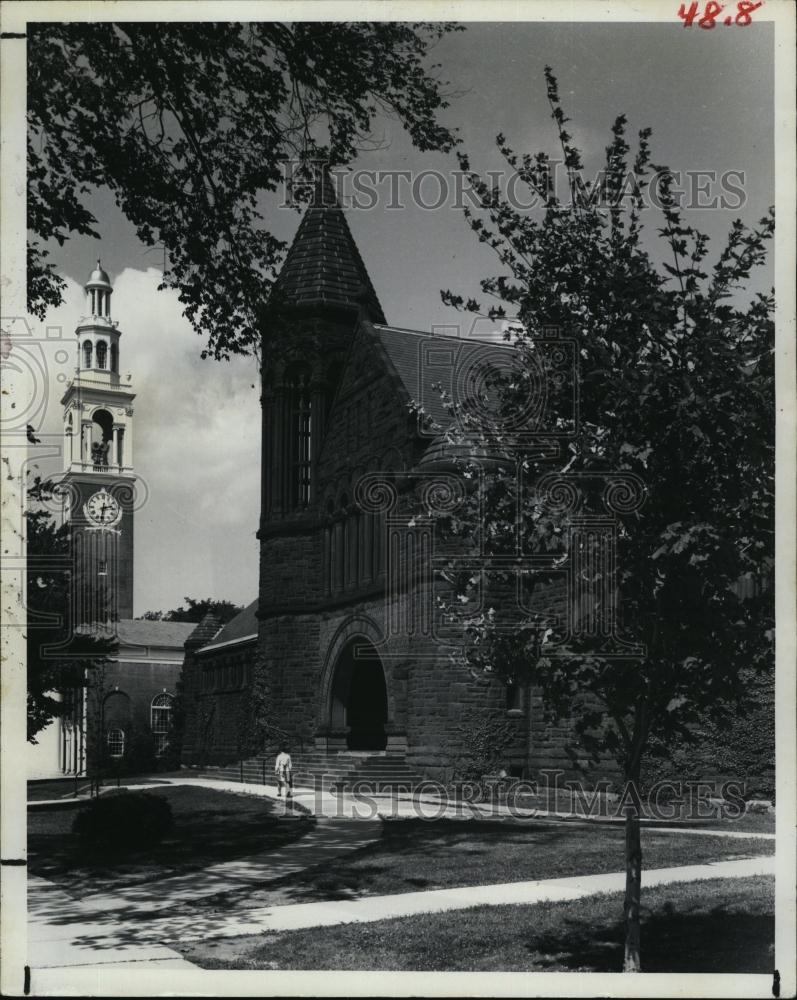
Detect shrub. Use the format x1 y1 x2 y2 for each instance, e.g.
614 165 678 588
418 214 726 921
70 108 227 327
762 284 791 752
124 728 158 776
72 791 173 852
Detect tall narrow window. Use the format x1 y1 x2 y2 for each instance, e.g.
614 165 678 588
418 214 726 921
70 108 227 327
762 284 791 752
110 343 118 373
323 525 332 597
96 340 108 369
151 693 174 756
83 341 92 368
334 520 345 592
288 369 312 508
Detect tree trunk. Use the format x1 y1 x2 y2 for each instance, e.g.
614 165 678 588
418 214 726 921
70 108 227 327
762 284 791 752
623 762 643 972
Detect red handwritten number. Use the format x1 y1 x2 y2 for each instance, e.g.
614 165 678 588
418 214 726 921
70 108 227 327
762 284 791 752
698 1 724 27
678 2 700 25
736 1 763 25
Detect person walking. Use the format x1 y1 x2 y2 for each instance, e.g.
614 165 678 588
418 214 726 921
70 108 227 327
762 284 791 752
274 745 292 798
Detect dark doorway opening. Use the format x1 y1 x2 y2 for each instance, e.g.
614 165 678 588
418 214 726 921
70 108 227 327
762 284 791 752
329 639 388 751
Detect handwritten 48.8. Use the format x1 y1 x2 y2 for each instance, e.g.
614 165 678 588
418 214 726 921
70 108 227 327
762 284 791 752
678 1 763 27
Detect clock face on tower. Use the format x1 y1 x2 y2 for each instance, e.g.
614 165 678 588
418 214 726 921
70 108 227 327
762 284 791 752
84 489 122 528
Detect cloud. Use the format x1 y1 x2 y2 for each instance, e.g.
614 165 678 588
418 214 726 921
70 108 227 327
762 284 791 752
33 267 260 614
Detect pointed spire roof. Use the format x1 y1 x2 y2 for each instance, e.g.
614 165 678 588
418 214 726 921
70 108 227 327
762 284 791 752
275 167 386 324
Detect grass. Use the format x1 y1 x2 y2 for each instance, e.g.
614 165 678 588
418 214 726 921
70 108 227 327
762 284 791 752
183 875 775 973
28 785 312 895
27 779 94 801
27 776 174 801
189 814 773 911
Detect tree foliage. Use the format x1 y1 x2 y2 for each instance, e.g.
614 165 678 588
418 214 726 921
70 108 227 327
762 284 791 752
437 67 774 971
28 21 460 359
139 596 244 625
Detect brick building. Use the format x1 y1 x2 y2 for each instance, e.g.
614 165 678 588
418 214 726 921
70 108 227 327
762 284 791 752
180 172 587 787
29 617 194 780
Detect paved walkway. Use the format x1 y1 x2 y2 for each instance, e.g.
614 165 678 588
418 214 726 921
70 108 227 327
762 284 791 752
75 814 381 913
26 775 775 977
28 877 196 971
167 854 777 940
166 775 776 839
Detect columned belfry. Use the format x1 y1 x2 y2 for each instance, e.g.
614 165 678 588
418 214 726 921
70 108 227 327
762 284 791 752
60 261 137 625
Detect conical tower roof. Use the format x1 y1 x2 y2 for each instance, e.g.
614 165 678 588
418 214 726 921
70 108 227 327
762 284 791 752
274 168 386 324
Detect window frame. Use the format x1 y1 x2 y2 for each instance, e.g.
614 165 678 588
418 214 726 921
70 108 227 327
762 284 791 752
151 693 174 756
106 727 125 758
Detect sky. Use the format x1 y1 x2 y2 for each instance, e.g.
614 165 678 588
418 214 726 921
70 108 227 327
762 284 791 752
28 20 775 616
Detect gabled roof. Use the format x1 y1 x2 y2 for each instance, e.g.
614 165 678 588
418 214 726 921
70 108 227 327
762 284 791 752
116 619 196 649
365 322 514 432
185 613 223 648
274 169 386 324
196 598 258 655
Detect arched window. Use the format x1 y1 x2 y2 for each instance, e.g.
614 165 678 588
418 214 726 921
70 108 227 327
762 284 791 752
106 728 125 758
91 409 114 468
96 340 108 369
110 343 118 373
287 368 312 508
82 341 92 368
151 693 174 756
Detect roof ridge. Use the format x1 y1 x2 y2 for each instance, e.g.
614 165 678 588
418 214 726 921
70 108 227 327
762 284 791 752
371 323 514 348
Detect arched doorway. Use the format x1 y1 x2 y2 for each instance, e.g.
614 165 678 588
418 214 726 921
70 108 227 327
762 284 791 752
329 638 388 750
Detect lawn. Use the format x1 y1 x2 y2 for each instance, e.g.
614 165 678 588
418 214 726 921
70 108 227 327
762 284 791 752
184 875 775 973
189 815 773 910
27 776 173 801
27 785 312 895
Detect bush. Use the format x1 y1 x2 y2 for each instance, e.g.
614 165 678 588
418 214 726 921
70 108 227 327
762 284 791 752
124 728 158 775
72 791 173 852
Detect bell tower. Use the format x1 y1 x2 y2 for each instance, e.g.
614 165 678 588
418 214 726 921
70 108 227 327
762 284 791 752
60 261 136 624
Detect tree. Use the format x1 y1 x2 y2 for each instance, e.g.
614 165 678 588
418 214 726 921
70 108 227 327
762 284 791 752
26 478 115 743
28 21 461 359
139 597 243 625
436 68 774 972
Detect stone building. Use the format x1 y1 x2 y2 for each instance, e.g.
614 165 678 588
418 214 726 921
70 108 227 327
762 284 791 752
180 173 583 786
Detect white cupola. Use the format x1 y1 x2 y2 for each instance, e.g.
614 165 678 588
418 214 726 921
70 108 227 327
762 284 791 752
76 260 122 376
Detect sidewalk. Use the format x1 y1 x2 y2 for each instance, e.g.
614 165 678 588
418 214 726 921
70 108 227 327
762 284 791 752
28 877 196 971
167 853 775 940
75 813 381 913
26 775 775 976
169 775 775 839
30 852 774 965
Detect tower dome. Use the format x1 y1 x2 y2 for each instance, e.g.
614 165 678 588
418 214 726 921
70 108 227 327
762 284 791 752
87 260 112 289
84 259 113 320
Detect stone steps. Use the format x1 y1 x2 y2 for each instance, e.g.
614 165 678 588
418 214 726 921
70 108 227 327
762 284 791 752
202 750 427 792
